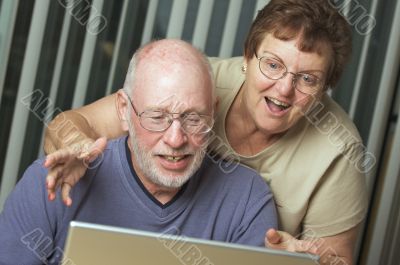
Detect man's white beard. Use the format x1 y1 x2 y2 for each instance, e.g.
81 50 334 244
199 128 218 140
126 119 206 189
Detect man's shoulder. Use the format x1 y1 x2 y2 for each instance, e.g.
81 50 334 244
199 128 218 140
104 137 125 152
3 158 49 209
88 136 126 168
22 158 48 182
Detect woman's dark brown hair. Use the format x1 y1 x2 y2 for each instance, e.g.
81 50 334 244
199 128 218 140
244 0 352 88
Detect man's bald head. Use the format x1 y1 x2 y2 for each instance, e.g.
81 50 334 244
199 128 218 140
123 39 214 102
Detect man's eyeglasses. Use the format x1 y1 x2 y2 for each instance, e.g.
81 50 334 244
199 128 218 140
125 92 214 135
254 52 324 95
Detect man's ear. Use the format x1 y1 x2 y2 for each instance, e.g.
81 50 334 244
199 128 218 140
116 89 129 132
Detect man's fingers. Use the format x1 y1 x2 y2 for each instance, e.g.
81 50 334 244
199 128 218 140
61 183 72 207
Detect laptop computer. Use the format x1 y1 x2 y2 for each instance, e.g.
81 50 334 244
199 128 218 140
62 221 319 265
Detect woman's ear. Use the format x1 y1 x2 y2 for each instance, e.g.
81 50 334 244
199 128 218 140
116 89 130 132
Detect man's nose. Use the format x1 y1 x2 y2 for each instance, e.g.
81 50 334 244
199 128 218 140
162 120 188 148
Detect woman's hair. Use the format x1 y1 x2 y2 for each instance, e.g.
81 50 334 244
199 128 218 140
244 0 352 88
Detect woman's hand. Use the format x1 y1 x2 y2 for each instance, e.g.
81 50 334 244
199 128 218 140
265 227 357 265
44 137 107 206
265 228 319 254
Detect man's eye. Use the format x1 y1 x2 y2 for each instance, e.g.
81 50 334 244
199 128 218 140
184 114 202 125
144 111 166 119
150 116 164 120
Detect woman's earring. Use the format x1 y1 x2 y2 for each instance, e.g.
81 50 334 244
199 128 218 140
241 65 247 74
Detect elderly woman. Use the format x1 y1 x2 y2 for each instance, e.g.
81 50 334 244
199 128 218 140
44 0 367 264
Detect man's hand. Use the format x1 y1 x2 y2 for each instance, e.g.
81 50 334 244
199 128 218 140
265 228 319 254
43 137 107 206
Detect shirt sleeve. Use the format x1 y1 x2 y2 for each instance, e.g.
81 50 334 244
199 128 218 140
302 143 368 238
0 160 60 265
232 175 278 246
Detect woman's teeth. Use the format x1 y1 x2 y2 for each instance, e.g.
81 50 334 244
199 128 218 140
266 97 290 109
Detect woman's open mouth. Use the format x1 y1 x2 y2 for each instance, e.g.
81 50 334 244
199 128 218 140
265 97 291 115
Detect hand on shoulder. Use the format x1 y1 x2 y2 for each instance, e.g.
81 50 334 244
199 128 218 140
43 137 107 206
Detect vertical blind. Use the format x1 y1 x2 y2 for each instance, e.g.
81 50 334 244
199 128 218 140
0 1 399 264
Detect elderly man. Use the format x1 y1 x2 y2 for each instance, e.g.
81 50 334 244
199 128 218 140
0 39 277 265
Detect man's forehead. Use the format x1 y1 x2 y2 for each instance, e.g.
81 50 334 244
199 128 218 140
145 94 207 110
130 91 210 115
147 94 186 108
133 64 210 102
131 43 212 113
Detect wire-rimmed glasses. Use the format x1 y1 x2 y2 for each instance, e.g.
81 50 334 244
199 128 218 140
255 52 324 95
125 93 214 135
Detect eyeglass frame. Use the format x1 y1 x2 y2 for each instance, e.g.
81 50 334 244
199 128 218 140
124 92 214 135
254 51 326 95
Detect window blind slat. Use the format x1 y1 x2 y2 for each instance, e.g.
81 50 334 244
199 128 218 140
0 0 50 211
0 0 20 103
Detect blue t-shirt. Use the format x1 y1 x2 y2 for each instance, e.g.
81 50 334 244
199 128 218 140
0 137 277 265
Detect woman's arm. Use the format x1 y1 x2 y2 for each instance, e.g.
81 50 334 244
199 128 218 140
44 93 125 153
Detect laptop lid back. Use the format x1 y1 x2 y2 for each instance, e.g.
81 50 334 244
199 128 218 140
63 221 319 265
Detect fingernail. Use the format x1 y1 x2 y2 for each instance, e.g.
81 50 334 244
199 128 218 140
65 198 71 207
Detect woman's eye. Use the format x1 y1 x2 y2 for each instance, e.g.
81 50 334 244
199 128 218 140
268 63 278 69
302 74 318 85
265 60 283 71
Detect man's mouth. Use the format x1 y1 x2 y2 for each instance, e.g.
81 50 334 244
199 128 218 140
156 154 193 171
162 155 187 162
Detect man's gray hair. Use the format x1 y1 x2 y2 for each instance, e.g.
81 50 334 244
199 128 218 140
122 51 139 97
